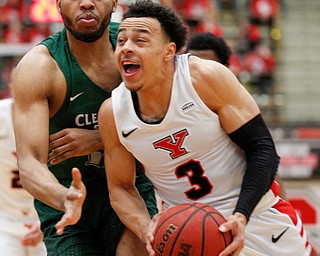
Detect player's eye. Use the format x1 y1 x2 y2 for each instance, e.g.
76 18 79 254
117 37 126 44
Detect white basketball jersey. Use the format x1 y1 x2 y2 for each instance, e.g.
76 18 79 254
0 98 38 220
112 54 277 217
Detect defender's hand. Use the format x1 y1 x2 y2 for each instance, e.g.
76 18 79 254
55 168 86 235
49 128 102 164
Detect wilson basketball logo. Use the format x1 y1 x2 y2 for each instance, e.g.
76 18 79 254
153 224 177 255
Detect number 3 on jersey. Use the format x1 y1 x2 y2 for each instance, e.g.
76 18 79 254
177 159 213 200
153 129 213 200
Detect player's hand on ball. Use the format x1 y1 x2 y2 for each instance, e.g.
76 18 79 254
55 168 86 235
146 213 165 256
218 212 246 256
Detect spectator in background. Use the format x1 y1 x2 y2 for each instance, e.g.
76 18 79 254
247 0 281 47
249 0 279 30
3 13 26 43
172 0 222 36
243 42 276 95
0 0 28 42
187 32 232 65
0 0 25 25
235 18 261 54
0 68 46 256
186 32 242 76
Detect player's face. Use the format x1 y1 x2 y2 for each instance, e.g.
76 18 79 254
58 0 117 42
115 17 173 91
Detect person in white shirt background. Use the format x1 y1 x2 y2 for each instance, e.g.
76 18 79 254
0 68 46 256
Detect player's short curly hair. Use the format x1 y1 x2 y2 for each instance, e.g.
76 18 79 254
187 32 231 67
122 0 187 53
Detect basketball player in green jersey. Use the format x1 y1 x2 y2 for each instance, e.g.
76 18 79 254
12 0 157 255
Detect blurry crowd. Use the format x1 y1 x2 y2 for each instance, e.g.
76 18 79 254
0 0 52 44
0 0 282 104
171 0 281 107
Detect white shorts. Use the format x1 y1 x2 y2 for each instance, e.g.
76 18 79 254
241 198 312 256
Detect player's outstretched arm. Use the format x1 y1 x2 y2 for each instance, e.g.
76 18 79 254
13 46 73 211
13 46 86 233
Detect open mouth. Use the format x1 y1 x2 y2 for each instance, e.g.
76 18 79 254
123 61 140 74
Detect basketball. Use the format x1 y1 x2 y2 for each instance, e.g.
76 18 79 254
152 202 233 256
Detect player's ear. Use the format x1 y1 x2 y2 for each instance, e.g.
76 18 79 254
56 0 61 13
164 42 176 62
112 0 118 13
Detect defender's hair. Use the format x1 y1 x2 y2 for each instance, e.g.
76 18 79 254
187 32 232 67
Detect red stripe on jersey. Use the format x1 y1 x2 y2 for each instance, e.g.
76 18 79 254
270 180 280 197
272 198 298 225
272 198 313 254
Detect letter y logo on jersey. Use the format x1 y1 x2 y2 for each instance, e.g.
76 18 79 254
153 129 189 159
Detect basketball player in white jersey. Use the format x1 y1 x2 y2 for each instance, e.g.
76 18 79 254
97 1 312 255
0 75 46 256
186 32 288 200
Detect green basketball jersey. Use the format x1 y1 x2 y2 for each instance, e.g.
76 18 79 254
40 23 118 182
